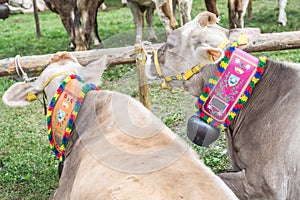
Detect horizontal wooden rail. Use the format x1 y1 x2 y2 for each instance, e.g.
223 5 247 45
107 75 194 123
0 31 300 77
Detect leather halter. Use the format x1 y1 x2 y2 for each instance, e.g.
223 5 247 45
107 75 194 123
25 71 76 101
153 39 230 92
42 71 77 113
42 71 76 90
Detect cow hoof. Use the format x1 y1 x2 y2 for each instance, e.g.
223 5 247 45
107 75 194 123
187 115 220 147
68 46 75 52
148 37 158 43
94 43 103 49
278 22 286 27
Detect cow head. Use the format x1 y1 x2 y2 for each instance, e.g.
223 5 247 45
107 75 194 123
145 11 260 96
2 52 108 107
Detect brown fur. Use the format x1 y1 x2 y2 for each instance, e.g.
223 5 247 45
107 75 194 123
205 0 218 16
161 2 178 29
44 0 103 51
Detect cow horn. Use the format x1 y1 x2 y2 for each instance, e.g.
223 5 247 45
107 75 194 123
197 11 218 27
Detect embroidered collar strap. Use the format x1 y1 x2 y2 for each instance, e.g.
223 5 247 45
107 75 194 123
195 41 266 131
47 74 99 162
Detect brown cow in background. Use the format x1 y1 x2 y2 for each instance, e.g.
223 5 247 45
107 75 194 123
44 0 103 51
205 0 218 16
127 0 179 42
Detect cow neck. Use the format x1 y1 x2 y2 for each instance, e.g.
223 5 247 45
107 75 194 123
47 74 99 162
194 41 266 130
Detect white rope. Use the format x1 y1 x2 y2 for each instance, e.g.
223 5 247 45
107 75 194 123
15 55 37 82
140 40 155 57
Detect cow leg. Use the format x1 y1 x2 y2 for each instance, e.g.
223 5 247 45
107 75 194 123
218 170 255 199
178 0 192 26
228 0 236 29
146 6 158 42
93 2 103 49
172 0 177 20
59 14 76 50
228 0 243 28
73 15 88 51
247 0 252 19
235 0 243 28
81 0 103 50
93 24 103 49
205 0 218 17
155 0 178 34
278 0 287 26
127 1 144 42
82 11 94 49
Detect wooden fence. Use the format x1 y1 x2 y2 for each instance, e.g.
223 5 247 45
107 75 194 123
0 30 299 107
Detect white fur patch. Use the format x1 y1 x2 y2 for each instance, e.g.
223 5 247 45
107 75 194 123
181 18 200 38
145 54 158 80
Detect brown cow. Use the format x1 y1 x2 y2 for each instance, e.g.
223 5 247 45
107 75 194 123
127 0 179 42
44 0 103 51
145 11 300 199
205 0 218 16
2 52 238 199
228 0 243 28
230 0 288 28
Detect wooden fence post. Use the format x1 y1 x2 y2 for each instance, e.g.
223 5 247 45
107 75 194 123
33 0 41 38
135 44 150 109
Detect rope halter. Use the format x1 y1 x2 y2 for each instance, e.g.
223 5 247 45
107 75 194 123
15 55 39 102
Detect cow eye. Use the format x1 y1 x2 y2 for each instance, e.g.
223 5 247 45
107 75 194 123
158 44 167 57
166 42 174 49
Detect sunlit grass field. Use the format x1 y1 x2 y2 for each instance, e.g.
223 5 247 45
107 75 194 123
0 0 299 199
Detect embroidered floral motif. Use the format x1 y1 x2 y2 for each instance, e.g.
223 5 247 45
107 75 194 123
47 74 99 162
195 41 266 131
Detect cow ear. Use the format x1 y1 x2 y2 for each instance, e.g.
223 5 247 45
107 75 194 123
2 82 40 107
197 11 218 27
79 55 109 86
208 47 224 63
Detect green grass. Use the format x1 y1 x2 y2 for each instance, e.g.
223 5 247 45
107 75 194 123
0 78 58 199
0 0 299 199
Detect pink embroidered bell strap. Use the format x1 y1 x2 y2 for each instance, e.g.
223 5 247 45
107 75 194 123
47 74 99 162
195 41 266 131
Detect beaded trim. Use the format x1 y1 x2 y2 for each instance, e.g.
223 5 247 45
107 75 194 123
47 74 99 162
194 41 266 131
